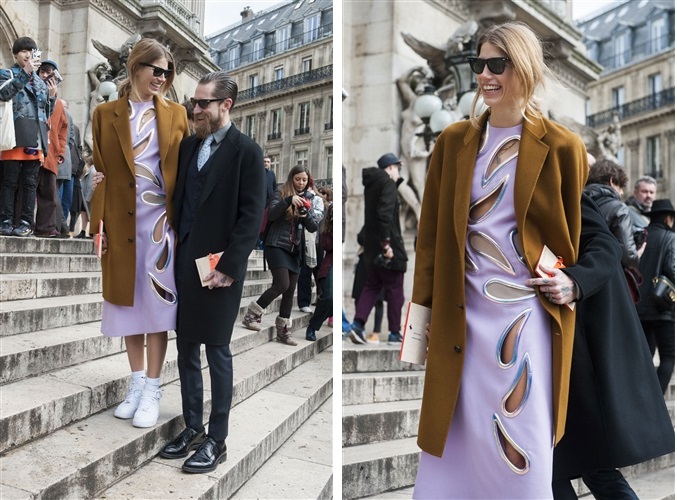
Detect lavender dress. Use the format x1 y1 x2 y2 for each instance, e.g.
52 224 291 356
101 100 177 336
413 123 554 499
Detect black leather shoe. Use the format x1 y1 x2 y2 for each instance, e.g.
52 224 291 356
160 428 206 459
305 325 316 341
182 436 227 473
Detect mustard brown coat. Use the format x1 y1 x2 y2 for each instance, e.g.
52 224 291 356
412 111 588 458
90 95 189 306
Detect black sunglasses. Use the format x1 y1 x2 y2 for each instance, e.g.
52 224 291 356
467 57 511 75
140 62 172 78
190 97 226 109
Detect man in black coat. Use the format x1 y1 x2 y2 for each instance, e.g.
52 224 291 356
349 153 408 345
160 71 265 474
636 198 675 394
532 194 674 498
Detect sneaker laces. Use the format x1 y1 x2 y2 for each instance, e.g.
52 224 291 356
136 389 162 414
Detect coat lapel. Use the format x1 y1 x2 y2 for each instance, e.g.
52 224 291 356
453 114 486 257
513 114 550 235
112 97 135 176
198 125 240 207
175 135 199 215
154 96 172 175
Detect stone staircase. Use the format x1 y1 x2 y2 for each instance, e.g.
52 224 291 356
0 235 332 499
341 342 675 500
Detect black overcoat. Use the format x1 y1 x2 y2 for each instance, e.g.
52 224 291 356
553 194 675 478
173 125 265 345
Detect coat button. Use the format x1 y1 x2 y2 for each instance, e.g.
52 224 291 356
456 304 464 309
128 237 134 242
128 211 134 216
454 345 462 353
129 182 135 188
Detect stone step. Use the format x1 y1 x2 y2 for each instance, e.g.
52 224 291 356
0 282 309 337
0 235 265 261
342 344 426 374
0 271 273 302
342 437 419 500
343 400 420 447
0 252 264 275
0 234 95 254
343 370 425 405
1 346 332 499
0 296 314 385
0 311 323 453
223 395 332 500
362 465 677 500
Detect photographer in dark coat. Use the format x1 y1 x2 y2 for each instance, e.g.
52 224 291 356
549 194 674 498
636 199 675 394
348 153 408 345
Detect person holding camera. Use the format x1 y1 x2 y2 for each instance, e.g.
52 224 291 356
0 37 57 237
348 152 407 346
242 164 321 345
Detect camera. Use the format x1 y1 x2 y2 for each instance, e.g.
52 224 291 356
31 49 42 61
297 192 313 216
51 69 63 85
373 253 392 269
633 228 648 248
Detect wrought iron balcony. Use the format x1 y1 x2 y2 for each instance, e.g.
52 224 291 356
324 121 333 130
586 87 675 128
295 127 310 136
267 132 282 141
238 65 333 102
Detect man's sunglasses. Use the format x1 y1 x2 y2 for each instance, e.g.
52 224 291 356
467 57 511 75
140 62 172 78
190 98 226 109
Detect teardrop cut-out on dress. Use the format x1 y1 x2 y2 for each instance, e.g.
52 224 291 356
468 231 515 275
501 353 533 417
149 273 177 305
484 279 535 304
483 136 520 187
496 309 532 368
469 175 509 225
141 191 166 206
135 163 161 188
492 413 530 475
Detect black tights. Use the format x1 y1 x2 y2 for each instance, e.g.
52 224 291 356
257 267 299 318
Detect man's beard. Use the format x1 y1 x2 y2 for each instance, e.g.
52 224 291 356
194 115 220 139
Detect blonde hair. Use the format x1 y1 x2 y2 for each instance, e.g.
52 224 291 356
470 22 558 128
117 38 175 106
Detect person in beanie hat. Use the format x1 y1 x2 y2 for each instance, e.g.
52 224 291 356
0 37 57 236
348 152 408 346
636 198 675 394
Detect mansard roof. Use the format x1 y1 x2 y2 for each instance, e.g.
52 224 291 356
576 0 674 41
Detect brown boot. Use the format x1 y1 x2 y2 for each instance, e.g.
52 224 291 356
242 301 265 331
275 316 297 346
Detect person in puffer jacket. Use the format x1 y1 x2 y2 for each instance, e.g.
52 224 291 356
583 159 645 271
241 164 321 345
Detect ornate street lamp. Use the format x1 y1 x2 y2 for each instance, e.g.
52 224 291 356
99 79 117 102
414 85 444 150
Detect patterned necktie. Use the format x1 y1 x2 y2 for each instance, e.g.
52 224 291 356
197 134 214 171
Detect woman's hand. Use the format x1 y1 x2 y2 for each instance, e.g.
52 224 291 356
525 265 578 305
92 171 105 190
94 232 108 256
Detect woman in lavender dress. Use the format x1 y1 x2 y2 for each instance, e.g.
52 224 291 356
412 23 588 498
90 39 189 428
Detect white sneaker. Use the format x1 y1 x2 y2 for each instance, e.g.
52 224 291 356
132 388 162 428
300 306 312 313
114 383 144 419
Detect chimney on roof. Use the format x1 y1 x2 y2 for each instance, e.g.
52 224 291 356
240 6 254 20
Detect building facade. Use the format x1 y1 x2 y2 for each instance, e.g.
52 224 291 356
577 0 675 201
0 0 217 139
206 0 334 184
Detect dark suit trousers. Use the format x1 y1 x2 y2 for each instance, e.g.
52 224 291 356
36 168 57 233
552 469 638 500
176 337 233 442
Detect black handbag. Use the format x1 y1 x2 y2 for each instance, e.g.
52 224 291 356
648 232 675 311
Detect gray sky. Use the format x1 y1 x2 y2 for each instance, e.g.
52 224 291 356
203 0 283 36
571 0 619 20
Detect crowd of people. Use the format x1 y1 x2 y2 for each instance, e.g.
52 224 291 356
0 37 91 239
